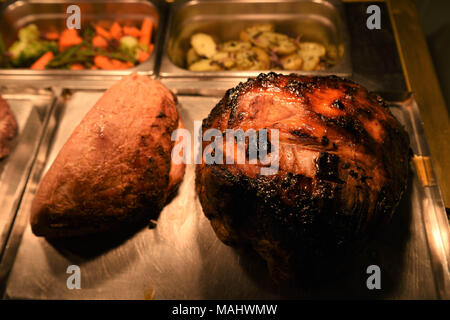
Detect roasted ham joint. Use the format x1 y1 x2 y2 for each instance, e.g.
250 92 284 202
196 72 410 280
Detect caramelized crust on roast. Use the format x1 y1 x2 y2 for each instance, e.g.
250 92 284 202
31 74 185 238
0 95 18 159
196 72 410 280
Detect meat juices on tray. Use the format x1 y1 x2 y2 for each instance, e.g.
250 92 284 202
196 72 410 281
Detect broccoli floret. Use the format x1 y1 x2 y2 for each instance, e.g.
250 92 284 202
119 36 146 62
8 24 57 67
119 36 138 56
18 24 40 42
10 40 57 67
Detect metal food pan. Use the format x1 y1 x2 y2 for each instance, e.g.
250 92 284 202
0 0 166 83
159 0 352 79
1 90 448 299
0 86 55 262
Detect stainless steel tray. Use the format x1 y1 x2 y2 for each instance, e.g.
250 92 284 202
1 91 448 299
0 0 166 85
159 0 352 79
0 86 55 261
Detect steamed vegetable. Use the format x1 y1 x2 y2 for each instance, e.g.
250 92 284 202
110 22 123 40
0 19 155 69
119 35 149 62
92 35 108 48
123 26 141 38
31 51 54 70
9 38 57 67
139 18 153 46
7 24 58 67
17 24 40 42
58 29 82 51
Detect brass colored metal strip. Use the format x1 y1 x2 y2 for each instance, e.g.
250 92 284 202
414 155 436 187
386 0 450 207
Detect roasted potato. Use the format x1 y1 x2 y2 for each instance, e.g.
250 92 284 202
219 41 251 52
240 23 275 42
296 42 326 71
280 53 303 70
301 55 320 71
186 47 200 66
326 44 338 62
251 47 270 69
211 51 235 69
186 25 331 72
251 32 297 55
233 47 270 70
188 59 222 71
234 50 255 70
190 33 217 58
297 42 326 59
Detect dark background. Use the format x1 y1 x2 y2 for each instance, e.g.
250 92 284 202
413 0 450 113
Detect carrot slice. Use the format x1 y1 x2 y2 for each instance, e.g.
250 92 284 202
123 26 141 38
110 22 122 40
92 35 108 48
147 43 154 55
59 29 82 51
70 63 85 70
94 55 133 70
31 52 54 70
139 18 153 46
95 26 112 40
111 59 134 69
138 50 150 63
94 55 114 70
43 31 60 41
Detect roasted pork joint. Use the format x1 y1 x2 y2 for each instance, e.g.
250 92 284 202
196 72 410 280
31 74 185 238
0 95 18 159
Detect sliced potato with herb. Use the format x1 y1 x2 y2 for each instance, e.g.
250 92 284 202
301 55 320 71
188 59 222 71
186 47 200 66
325 44 338 62
211 51 235 69
275 38 298 55
233 47 270 70
251 47 270 69
240 23 275 42
315 62 327 71
219 41 251 52
297 42 326 71
234 50 256 70
280 53 303 70
297 42 326 59
251 32 297 55
190 33 217 58
250 31 280 49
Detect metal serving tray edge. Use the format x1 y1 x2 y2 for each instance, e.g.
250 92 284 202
0 87 56 278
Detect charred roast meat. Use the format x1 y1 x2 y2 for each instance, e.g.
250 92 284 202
0 94 18 159
196 72 410 280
